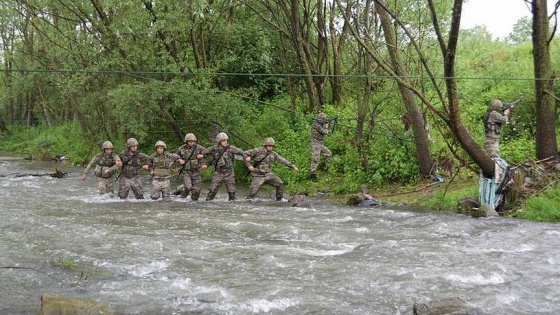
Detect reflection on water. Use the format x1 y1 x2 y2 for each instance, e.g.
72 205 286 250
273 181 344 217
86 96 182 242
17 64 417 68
1 155 560 314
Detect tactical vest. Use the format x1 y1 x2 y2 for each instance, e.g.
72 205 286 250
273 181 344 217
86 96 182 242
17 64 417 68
179 145 201 170
213 146 234 171
151 152 173 177
94 153 116 178
311 121 327 142
121 152 140 178
252 150 273 174
484 110 502 138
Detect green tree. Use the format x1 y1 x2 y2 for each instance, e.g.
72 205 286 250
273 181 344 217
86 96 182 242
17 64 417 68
531 0 558 160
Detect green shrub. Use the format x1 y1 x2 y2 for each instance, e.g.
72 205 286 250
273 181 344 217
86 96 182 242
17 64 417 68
517 185 560 222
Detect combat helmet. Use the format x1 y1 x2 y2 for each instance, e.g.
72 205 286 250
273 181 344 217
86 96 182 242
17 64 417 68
216 132 229 143
102 141 114 150
317 112 327 120
489 99 503 111
126 138 139 147
184 133 197 143
263 137 275 146
155 140 167 149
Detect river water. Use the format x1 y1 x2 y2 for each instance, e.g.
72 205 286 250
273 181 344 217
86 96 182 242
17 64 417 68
1 154 559 314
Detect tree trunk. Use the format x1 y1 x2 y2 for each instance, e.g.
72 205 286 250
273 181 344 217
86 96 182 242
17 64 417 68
69 98 92 135
532 0 558 160
34 76 53 128
436 0 495 177
376 0 434 177
329 1 350 106
289 0 320 112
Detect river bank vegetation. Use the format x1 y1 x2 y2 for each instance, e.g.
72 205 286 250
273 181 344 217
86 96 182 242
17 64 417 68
1 1 559 221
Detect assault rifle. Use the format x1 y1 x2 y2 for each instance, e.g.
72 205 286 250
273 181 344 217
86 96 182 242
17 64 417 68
503 97 524 113
315 116 339 125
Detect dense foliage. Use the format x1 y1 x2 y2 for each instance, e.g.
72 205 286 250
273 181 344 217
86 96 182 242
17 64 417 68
1 0 559 214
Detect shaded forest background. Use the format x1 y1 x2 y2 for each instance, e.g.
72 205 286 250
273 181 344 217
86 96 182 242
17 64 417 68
0 0 559 194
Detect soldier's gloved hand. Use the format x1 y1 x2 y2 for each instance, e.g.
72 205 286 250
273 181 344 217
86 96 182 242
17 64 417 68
248 166 255 172
504 109 511 116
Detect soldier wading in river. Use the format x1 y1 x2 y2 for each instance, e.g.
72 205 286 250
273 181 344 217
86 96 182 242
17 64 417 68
118 138 150 199
147 140 182 200
202 132 246 201
175 133 206 201
244 137 299 201
81 141 122 195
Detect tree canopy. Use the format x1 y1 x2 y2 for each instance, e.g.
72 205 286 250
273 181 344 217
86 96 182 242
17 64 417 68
1 0 559 190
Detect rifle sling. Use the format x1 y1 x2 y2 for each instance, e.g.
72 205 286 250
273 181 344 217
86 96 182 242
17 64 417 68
214 145 230 169
178 144 197 176
252 152 270 169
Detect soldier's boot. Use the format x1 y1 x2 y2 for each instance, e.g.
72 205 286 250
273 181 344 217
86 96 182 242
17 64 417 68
191 191 200 201
206 190 217 201
276 187 284 201
228 192 236 201
310 173 318 182
180 188 190 198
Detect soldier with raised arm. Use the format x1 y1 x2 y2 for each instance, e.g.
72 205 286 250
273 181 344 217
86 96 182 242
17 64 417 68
81 141 122 195
202 132 246 201
244 137 299 201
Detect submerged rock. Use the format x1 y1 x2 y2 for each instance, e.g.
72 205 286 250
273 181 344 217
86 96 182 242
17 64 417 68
289 194 310 207
38 292 119 315
346 194 382 206
413 297 485 315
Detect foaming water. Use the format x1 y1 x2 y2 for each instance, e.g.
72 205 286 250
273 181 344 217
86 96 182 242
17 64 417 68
1 155 560 314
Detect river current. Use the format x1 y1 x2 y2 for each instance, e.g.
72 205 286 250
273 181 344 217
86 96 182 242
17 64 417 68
0 154 559 314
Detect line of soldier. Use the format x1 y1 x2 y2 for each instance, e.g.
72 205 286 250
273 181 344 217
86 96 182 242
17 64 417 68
81 132 301 202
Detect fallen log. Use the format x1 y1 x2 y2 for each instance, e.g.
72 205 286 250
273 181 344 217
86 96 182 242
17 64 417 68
0 168 67 178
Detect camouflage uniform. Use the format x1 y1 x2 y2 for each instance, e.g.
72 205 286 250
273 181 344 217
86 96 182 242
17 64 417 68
203 133 246 201
175 138 206 201
118 139 150 199
484 99 509 158
83 150 121 195
310 113 332 180
148 142 181 200
245 138 298 201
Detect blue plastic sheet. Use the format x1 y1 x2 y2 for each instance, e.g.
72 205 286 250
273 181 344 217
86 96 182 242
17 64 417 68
479 157 509 210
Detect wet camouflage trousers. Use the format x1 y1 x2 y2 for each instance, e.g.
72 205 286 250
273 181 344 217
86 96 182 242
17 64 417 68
247 172 284 200
95 176 116 195
310 141 332 173
485 137 500 158
151 178 171 200
181 170 202 201
118 176 144 199
206 170 236 201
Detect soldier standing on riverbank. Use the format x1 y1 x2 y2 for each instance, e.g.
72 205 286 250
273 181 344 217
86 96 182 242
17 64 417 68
310 112 332 182
484 99 510 158
81 141 122 195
